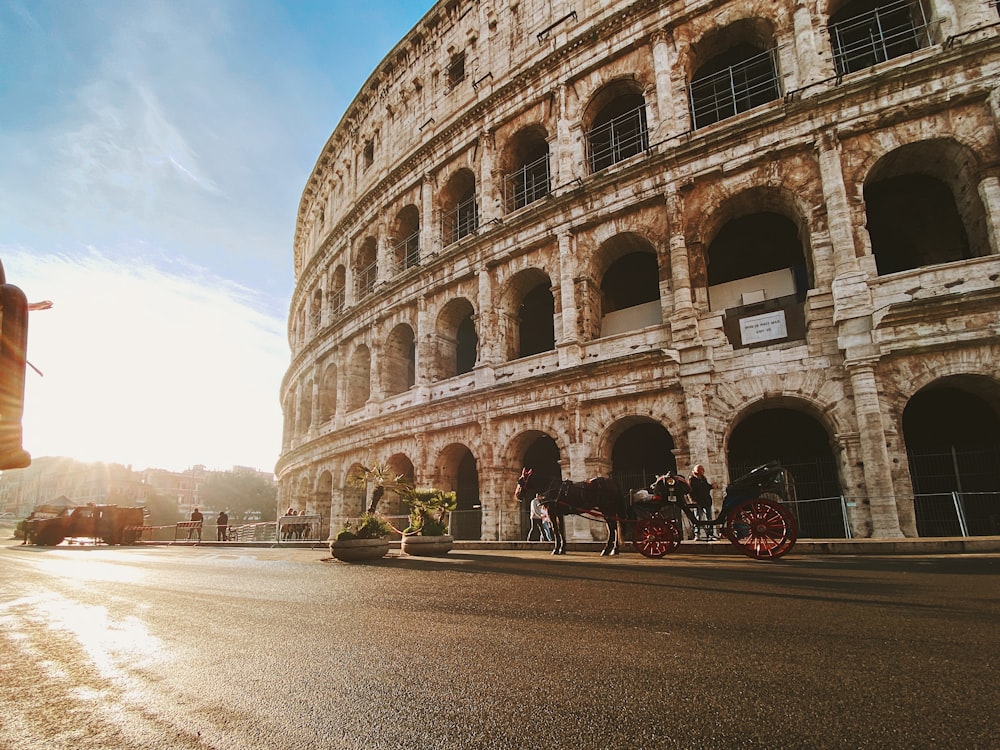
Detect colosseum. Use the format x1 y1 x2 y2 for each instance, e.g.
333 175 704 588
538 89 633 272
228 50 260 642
278 0 1000 542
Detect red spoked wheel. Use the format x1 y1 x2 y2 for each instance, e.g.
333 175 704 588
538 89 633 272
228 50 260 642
722 498 797 560
633 518 681 558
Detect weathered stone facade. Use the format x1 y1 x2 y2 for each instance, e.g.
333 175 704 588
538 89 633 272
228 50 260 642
279 0 1000 540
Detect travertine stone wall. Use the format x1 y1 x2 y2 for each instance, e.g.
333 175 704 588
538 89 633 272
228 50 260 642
280 0 1000 540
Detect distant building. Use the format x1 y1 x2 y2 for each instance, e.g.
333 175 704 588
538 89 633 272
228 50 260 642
279 0 1000 541
0 459 274 519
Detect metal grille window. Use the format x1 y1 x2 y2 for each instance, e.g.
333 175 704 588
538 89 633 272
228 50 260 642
688 48 780 130
830 0 931 77
441 195 478 246
393 231 420 274
503 153 550 212
586 105 649 172
353 261 377 299
329 287 345 315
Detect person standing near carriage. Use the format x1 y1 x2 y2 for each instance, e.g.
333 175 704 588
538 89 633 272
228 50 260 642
527 493 546 541
689 464 718 541
216 509 229 542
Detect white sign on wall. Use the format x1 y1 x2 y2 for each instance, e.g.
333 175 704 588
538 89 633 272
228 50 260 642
739 310 788 345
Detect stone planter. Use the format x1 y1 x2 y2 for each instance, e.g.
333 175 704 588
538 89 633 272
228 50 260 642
329 537 390 563
400 534 454 557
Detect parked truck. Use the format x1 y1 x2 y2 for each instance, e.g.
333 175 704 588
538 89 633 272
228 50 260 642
24 504 146 546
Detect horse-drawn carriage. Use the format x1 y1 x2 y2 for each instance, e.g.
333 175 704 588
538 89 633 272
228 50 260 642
517 462 798 561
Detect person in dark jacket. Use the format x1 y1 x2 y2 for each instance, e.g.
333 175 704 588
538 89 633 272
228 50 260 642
689 464 718 541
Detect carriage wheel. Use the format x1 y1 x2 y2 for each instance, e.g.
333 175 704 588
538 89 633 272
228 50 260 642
633 518 681 558
722 499 797 560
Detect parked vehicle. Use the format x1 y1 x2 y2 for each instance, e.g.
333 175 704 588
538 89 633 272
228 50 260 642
24 504 146 546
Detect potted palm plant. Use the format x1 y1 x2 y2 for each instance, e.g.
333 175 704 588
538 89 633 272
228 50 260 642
329 512 393 562
399 487 457 556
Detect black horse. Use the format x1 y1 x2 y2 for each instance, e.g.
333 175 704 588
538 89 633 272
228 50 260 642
545 474 627 556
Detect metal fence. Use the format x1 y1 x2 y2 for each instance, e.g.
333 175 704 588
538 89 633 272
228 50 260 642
829 0 932 77
688 48 780 130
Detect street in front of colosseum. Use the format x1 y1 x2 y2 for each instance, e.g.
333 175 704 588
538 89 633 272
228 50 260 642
1 541 997 749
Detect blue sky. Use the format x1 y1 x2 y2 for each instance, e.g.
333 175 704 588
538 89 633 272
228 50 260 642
0 0 431 472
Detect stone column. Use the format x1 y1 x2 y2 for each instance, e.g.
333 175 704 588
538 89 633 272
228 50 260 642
665 187 693 311
555 84 574 188
816 130 860 277
650 30 677 139
415 296 434 387
977 174 1000 255
420 173 435 256
792 1 821 88
478 129 496 226
846 361 903 538
557 231 580 362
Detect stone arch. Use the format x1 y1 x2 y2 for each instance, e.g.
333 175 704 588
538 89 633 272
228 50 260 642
582 78 649 172
391 204 420 273
687 16 781 130
383 323 416 396
499 124 551 212
355 236 378 299
383 453 416 517
439 167 478 245
902 374 1000 536
863 138 992 275
345 344 371 410
827 0 935 77
342 463 367 518
436 442 481 540
698 187 814 334
318 362 337 421
726 398 845 536
297 377 313 435
435 297 478 380
594 232 662 338
329 264 346 314
501 268 555 360
506 428 565 496
315 470 333 539
604 416 679 494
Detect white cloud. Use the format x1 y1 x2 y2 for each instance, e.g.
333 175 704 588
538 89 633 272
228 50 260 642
3 248 287 472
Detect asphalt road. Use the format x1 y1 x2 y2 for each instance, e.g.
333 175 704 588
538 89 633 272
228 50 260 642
0 542 997 749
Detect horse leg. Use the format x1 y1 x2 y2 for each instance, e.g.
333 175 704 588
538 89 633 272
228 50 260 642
553 515 566 555
600 518 619 556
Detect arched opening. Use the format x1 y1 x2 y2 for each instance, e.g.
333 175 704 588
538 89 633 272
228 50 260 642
598 234 661 337
502 125 551 212
435 298 478 380
383 323 416 396
384 454 416 519
688 20 780 129
330 265 346 315
342 464 367 517
519 283 555 358
438 443 481 540
728 406 843 537
520 434 562 497
828 0 933 77
585 81 648 172
610 421 677 493
297 379 313 435
440 168 478 245
391 205 420 274
318 363 337 421
503 269 555 360
864 141 989 276
706 207 810 348
903 378 1000 536
354 237 378 300
309 288 323 333
345 345 371 410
